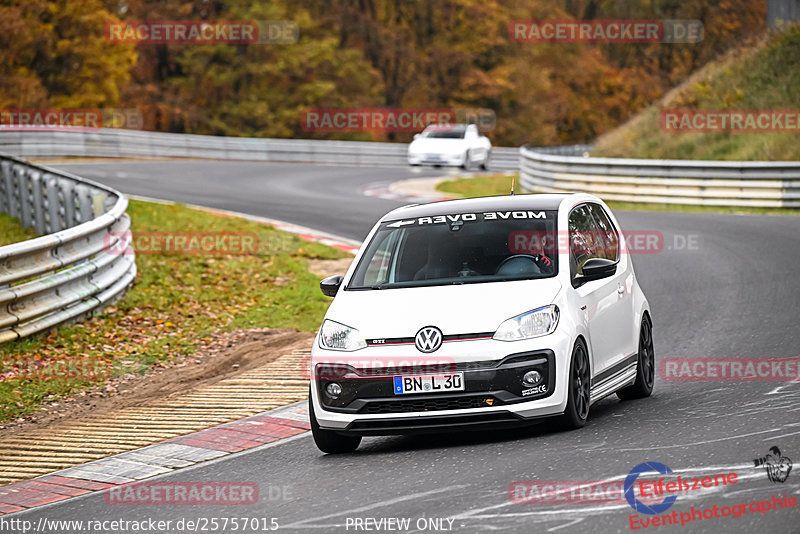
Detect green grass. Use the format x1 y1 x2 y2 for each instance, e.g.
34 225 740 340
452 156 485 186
592 28 800 161
437 174 518 198
436 173 800 215
0 199 349 422
0 213 37 246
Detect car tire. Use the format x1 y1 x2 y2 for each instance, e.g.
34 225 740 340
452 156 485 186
309 390 362 454
460 150 471 170
617 316 655 400
556 338 591 430
479 151 490 170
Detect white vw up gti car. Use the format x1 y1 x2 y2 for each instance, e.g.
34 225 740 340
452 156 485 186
310 193 653 453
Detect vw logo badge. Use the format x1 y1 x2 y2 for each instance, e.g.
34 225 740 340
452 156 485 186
415 326 443 353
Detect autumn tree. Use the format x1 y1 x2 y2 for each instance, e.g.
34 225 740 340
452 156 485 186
0 0 136 109
1 0 771 145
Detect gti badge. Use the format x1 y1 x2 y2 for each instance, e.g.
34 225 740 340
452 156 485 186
415 326 443 353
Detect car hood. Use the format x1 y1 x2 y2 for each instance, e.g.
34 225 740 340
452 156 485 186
327 278 562 338
409 138 466 154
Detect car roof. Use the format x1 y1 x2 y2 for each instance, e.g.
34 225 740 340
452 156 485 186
380 194 578 221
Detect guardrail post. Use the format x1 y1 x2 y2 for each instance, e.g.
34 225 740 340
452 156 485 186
61 180 75 227
75 184 92 224
0 160 11 213
30 170 47 234
44 174 61 234
19 166 33 229
9 164 23 219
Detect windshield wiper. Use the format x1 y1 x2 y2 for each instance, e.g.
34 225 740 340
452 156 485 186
349 284 389 290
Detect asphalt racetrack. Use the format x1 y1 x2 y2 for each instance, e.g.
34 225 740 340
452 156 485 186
21 159 800 533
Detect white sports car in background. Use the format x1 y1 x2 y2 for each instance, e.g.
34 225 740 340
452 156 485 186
407 123 491 169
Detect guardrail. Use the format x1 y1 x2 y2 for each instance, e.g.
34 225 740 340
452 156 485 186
520 146 800 208
0 128 520 171
0 155 136 343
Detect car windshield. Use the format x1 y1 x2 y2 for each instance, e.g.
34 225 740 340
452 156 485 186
422 127 466 139
348 210 558 289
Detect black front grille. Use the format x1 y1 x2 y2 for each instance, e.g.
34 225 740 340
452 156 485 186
360 395 502 414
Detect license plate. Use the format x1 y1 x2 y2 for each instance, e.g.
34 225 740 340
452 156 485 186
393 373 464 395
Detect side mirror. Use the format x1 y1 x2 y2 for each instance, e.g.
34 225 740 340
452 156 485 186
413 133 421 140
573 258 618 287
320 275 344 297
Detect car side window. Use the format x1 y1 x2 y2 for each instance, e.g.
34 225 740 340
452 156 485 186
586 203 620 262
350 230 402 287
568 205 598 277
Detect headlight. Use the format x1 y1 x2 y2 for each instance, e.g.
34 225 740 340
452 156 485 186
318 320 367 351
493 305 559 341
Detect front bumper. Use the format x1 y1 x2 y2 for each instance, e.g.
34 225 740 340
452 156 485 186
317 350 554 413
311 334 572 434
408 152 464 166
341 411 546 436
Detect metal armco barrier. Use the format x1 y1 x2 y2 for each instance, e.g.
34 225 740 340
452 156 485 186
0 128 520 170
520 146 800 208
0 155 136 343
